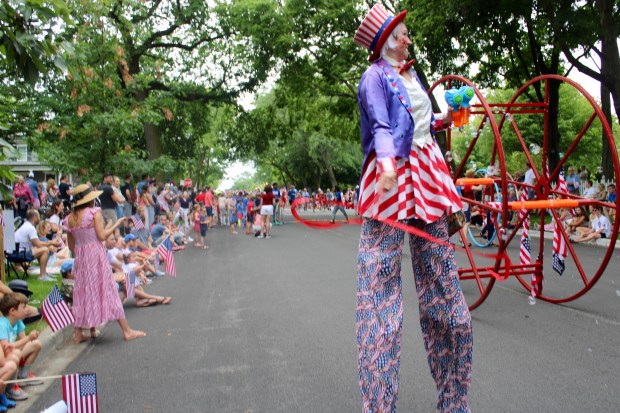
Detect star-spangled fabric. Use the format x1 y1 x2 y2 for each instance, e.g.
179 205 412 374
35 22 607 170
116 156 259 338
519 188 531 266
131 214 145 230
63 373 98 413
125 271 135 299
552 252 565 275
41 286 75 332
552 169 568 275
155 236 176 276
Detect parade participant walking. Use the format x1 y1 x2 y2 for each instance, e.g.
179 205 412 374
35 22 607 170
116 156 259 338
330 186 349 223
258 184 275 238
64 184 145 343
353 5 472 412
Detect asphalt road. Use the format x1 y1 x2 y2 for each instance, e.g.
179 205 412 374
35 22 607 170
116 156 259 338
26 211 620 413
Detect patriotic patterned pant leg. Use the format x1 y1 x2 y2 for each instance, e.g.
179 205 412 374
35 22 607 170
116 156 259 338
357 219 405 413
408 215 473 413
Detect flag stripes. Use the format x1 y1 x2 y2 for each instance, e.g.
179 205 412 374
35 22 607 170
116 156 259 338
62 373 98 413
41 286 75 332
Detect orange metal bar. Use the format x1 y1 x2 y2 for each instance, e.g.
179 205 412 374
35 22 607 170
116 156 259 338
508 199 581 210
455 178 495 186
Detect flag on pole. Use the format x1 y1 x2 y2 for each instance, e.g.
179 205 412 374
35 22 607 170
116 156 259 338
552 169 568 275
519 187 531 266
131 214 145 230
518 186 542 299
41 286 75 332
520 218 531 265
125 271 135 298
155 237 176 276
62 373 98 413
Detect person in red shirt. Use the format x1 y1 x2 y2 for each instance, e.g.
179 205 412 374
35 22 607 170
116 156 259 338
245 197 255 235
204 187 215 228
258 184 275 238
194 188 206 205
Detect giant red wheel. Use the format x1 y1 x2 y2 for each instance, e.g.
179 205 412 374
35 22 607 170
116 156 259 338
428 75 510 310
428 74 620 310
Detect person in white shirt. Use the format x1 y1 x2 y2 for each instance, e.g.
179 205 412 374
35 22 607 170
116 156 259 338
14 210 60 281
523 163 536 199
573 206 611 242
582 180 598 199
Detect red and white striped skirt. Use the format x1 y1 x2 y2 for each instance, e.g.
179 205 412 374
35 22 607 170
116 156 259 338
358 141 462 223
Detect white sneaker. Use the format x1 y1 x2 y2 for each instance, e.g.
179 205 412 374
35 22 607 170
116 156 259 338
187 237 194 242
27 267 41 276
38 275 56 282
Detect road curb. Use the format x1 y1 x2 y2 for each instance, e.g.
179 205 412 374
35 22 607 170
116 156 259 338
14 325 94 412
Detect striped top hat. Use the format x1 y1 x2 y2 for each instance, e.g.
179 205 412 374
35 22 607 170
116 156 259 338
354 4 407 62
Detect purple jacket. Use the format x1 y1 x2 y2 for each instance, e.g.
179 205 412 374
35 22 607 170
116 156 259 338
357 58 442 170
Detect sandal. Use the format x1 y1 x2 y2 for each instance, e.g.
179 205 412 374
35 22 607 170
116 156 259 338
136 298 158 307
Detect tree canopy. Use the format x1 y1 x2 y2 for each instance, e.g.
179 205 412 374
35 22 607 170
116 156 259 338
0 0 617 189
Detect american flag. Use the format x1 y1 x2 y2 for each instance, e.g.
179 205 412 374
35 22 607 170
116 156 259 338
518 186 531 263
125 271 135 299
156 237 176 276
552 170 568 275
62 373 98 413
41 286 75 332
131 214 145 230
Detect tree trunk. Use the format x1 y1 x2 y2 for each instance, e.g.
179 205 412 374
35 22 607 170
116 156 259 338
597 0 620 125
144 122 162 160
597 0 619 181
601 82 614 181
325 162 337 189
547 78 561 175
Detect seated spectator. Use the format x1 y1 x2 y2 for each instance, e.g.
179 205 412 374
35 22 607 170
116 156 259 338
0 293 44 403
37 221 70 261
582 179 598 203
119 236 161 277
606 184 616 223
45 200 65 236
59 260 75 305
252 213 264 237
0 282 40 324
14 210 61 281
566 206 586 234
595 183 607 202
573 206 611 243
0 349 18 410
128 208 154 251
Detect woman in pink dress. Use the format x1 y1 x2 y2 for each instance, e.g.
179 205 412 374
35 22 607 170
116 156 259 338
65 184 145 344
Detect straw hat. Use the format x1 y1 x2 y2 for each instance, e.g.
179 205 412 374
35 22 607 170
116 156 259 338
72 184 102 207
465 169 475 178
354 4 408 62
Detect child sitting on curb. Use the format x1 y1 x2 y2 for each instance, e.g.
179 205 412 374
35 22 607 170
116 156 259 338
0 348 17 411
0 293 44 403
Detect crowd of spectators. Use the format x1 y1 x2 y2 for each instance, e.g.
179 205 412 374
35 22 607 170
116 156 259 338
458 164 616 246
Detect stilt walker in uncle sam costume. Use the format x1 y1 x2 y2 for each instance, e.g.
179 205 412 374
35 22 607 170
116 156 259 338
353 4 473 413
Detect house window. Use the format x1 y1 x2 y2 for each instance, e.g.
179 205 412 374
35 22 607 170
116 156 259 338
15 144 28 162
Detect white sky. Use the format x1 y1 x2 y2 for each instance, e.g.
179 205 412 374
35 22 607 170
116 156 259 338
217 160 255 191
